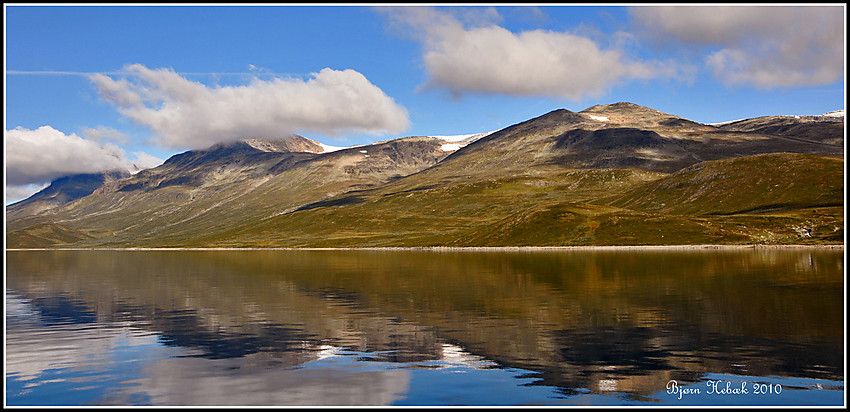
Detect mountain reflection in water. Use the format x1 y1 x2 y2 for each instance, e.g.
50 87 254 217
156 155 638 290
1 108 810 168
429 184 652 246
5 248 844 406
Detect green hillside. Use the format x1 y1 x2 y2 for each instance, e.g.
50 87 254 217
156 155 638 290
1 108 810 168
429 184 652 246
608 153 844 215
188 154 842 248
202 167 664 248
6 103 844 248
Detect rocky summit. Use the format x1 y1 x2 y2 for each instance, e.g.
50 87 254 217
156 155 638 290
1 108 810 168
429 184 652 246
6 103 844 248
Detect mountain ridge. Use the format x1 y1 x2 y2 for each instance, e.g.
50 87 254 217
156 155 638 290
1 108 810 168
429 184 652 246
6 170 130 220
6 102 844 248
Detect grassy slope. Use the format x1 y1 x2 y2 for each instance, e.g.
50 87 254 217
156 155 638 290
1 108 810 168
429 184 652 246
199 167 662 247
468 153 843 246
10 152 840 248
200 153 843 247
608 153 844 215
6 222 96 248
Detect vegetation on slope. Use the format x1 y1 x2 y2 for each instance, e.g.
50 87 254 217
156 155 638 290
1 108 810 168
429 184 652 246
187 154 842 248
608 153 844 215
6 171 129 220
5 103 844 248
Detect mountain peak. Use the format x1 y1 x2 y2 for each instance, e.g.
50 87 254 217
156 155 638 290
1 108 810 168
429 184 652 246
244 135 325 154
525 108 589 125
470 108 589 144
579 102 708 128
161 135 325 169
6 170 130 219
581 102 664 116
198 135 324 154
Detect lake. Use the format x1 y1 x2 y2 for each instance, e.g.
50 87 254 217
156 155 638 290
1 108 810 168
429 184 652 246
5 248 845 406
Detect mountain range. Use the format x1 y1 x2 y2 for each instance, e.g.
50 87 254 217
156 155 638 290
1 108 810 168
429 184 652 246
6 102 844 248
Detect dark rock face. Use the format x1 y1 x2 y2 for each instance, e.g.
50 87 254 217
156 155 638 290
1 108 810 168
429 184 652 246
547 128 700 173
717 116 844 146
6 170 130 219
552 128 666 150
42 172 130 200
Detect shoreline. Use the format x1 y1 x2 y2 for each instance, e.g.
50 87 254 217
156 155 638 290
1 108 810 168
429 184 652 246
6 244 845 252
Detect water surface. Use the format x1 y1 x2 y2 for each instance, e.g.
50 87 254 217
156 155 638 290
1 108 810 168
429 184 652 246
5 248 845 406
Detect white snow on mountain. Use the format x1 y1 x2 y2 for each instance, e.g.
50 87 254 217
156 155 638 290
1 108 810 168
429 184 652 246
431 130 497 152
707 119 746 126
588 115 609 122
430 131 496 143
709 109 844 126
311 130 498 155
317 142 347 153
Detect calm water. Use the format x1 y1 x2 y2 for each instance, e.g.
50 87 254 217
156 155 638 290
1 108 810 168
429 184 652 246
5 248 845 406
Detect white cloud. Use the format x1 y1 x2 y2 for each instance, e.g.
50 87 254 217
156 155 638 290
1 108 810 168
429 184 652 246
5 126 134 187
380 7 678 100
90 64 411 149
4 125 164 199
630 6 844 88
128 151 165 173
4 125 164 203
82 125 130 144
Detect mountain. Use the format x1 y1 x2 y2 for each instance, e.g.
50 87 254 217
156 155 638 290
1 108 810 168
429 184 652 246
7 134 457 247
6 103 844 248
580 102 715 130
6 170 130 220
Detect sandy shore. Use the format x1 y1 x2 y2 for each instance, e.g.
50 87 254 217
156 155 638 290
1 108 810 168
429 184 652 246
7 244 844 252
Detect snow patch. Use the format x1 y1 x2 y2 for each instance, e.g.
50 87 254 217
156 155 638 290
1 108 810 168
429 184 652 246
710 109 844 125
430 130 498 153
707 118 747 126
307 129 502 156
588 115 609 122
430 131 495 142
317 142 347 153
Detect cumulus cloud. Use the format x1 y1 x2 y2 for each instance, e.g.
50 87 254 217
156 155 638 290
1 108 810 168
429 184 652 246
379 7 678 100
89 64 411 149
5 126 162 189
630 6 844 88
82 125 130 144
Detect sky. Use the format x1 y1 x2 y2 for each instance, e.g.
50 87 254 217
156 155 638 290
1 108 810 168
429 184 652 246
4 4 846 204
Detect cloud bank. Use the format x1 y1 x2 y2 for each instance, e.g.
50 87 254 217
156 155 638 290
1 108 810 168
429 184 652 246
630 6 844 88
380 7 678 100
5 125 163 190
90 64 411 149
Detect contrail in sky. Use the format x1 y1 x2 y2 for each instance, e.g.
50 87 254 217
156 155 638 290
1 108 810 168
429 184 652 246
7 70 306 77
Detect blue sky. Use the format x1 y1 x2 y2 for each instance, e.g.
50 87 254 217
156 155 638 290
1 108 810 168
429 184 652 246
4 4 846 204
